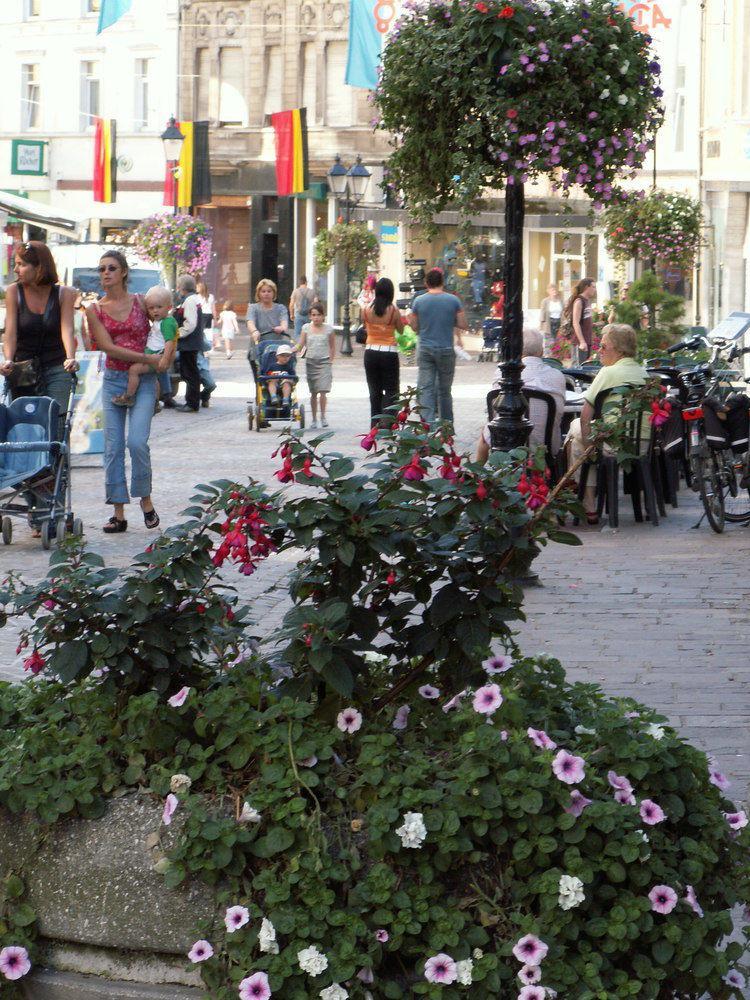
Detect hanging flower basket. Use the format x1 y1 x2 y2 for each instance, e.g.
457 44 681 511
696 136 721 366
375 0 664 222
602 190 704 270
132 213 213 277
314 223 380 281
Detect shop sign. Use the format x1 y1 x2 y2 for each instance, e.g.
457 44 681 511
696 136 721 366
11 140 47 176
381 222 399 245
616 1 673 33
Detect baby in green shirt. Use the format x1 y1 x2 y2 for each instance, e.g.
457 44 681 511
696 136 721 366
112 286 177 407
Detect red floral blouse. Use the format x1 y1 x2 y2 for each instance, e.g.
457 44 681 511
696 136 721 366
95 296 150 371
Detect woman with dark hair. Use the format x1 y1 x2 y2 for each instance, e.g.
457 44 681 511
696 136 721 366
85 250 164 533
362 276 405 426
563 277 597 364
0 240 78 412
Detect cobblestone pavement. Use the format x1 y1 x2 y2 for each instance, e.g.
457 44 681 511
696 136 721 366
2 339 748 808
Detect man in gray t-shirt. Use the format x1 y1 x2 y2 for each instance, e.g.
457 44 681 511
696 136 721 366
409 268 467 426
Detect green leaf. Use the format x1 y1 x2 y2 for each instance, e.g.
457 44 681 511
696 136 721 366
252 826 295 858
52 640 90 683
321 660 354 697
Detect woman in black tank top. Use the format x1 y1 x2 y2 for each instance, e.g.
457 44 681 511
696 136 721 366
0 241 78 412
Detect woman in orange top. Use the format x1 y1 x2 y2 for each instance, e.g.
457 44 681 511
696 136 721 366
363 277 404 426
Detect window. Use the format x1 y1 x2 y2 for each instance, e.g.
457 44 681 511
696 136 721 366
263 45 283 118
134 58 151 131
79 60 101 131
21 63 40 130
300 42 316 121
194 48 210 120
219 47 247 126
23 0 41 18
325 41 353 126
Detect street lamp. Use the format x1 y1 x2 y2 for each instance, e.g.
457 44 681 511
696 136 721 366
160 116 185 290
327 154 371 356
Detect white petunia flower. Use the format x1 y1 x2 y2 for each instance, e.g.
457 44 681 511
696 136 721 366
600 89 610 99
395 811 427 848
298 945 329 976
574 725 596 736
456 958 474 985
472 948 484 961
239 802 262 823
558 874 586 910
645 723 666 740
170 773 192 794
617 94 628 105
620 60 630 73
259 916 279 954
320 986 348 1000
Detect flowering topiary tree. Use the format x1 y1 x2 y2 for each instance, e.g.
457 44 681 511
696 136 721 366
603 190 704 270
375 0 665 449
132 212 213 278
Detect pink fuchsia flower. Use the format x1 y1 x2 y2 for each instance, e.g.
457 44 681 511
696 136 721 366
22 650 45 675
552 750 585 785
518 988 546 1000
239 971 272 1000
685 885 704 918
360 427 378 451
649 885 678 915
400 453 428 481
724 970 746 989
188 940 214 963
424 953 458 985
725 810 748 831
162 793 178 826
393 705 411 730
483 653 513 674
565 789 592 817
512 934 548 966
418 685 440 700
527 727 557 750
518 964 541 984
168 686 190 707
709 769 730 792
639 799 666 825
337 707 362 734
473 683 503 715
225 905 250 933
375 929 389 943
0 946 31 980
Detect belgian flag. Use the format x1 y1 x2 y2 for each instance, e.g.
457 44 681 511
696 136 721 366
164 121 212 211
271 108 309 197
93 117 117 203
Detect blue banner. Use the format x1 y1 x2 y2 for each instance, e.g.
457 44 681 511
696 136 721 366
97 0 133 34
346 0 384 90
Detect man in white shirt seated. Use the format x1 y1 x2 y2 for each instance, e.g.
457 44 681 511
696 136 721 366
476 327 567 461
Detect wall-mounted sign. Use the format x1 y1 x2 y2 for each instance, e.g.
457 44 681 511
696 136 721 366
11 139 47 176
616 1 673 33
381 222 398 245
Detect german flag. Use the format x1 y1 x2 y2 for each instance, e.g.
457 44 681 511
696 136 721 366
164 121 212 211
271 108 309 197
93 117 117 203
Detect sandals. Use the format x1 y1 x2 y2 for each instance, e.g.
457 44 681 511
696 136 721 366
103 516 127 534
140 500 160 530
111 393 135 407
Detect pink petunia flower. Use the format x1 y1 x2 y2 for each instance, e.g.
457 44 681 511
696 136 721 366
552 750 585 785
518 964 542 984
393 705 411 730
614 788 636 806
709 769 730 791
418 685 440 700
188 940 214 963
375 929 389 943
512 934 548 966
565 789 592 817
685 885 704 918
225 905 250 933
358 967 374 983
168 686 190 707
473 683 503 715
725 810 748 831
442 690 466 713
483 653 513 674
239 971 272 1000
162 793 179 826
424 953 458 984
0 946 31 981
527 727 557 750
607 771 633 794
649 885 678 915
518 988 546 1000
724 970 746 989
639 799 666 825
337 707 362 734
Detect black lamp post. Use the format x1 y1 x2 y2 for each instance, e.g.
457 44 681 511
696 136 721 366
487 181 532 451
327 154 371 357
160 116 185 290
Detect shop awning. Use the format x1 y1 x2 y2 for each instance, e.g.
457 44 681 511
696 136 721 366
0 190 88 239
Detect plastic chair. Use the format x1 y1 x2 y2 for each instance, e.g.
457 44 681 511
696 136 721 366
486 388 561 484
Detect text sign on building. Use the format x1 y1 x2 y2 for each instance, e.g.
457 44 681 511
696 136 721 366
381 222 398 245
616 1 672 32
11 140 47 176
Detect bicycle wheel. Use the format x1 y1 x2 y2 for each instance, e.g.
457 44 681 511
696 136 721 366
724 452 750 523
693 452 725 533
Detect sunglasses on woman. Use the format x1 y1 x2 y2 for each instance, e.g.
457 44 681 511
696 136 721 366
98 264 119 273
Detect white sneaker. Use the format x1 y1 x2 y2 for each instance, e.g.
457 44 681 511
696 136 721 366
309 419 319 429
321 418 329 427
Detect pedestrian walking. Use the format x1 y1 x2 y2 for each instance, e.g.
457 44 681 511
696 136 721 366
289 276 316 343
298 302 335 429
174 274 204 413
218 299 238 358
196 280 218 351
246 279 289 384
408 267 467 427
363 277 404 427
539 283 563 351
85 250 163 532
562 278 596 365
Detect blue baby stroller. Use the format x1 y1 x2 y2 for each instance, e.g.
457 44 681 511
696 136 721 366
478 318 503 363
0 387 82 550
247 337 305 432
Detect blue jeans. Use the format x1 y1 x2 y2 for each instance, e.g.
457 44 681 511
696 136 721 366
417 346 456 425
197 353 216 400
102 370 156 505
157 371 172 397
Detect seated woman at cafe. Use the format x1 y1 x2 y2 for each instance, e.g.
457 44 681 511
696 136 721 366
565 323 646 524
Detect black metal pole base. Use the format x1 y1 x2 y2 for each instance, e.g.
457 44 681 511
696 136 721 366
488 181 532 452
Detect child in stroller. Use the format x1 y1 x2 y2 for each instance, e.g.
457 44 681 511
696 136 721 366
259 342 298 416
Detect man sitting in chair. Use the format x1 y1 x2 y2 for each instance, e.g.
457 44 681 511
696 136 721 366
565 323 646 524
476 327 566 462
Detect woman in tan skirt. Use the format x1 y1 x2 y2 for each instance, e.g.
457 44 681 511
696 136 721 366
298 302 336 429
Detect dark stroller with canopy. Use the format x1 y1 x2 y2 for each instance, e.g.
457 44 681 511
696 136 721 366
247 336 305 431
0 388 82 549
478 318 503 363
